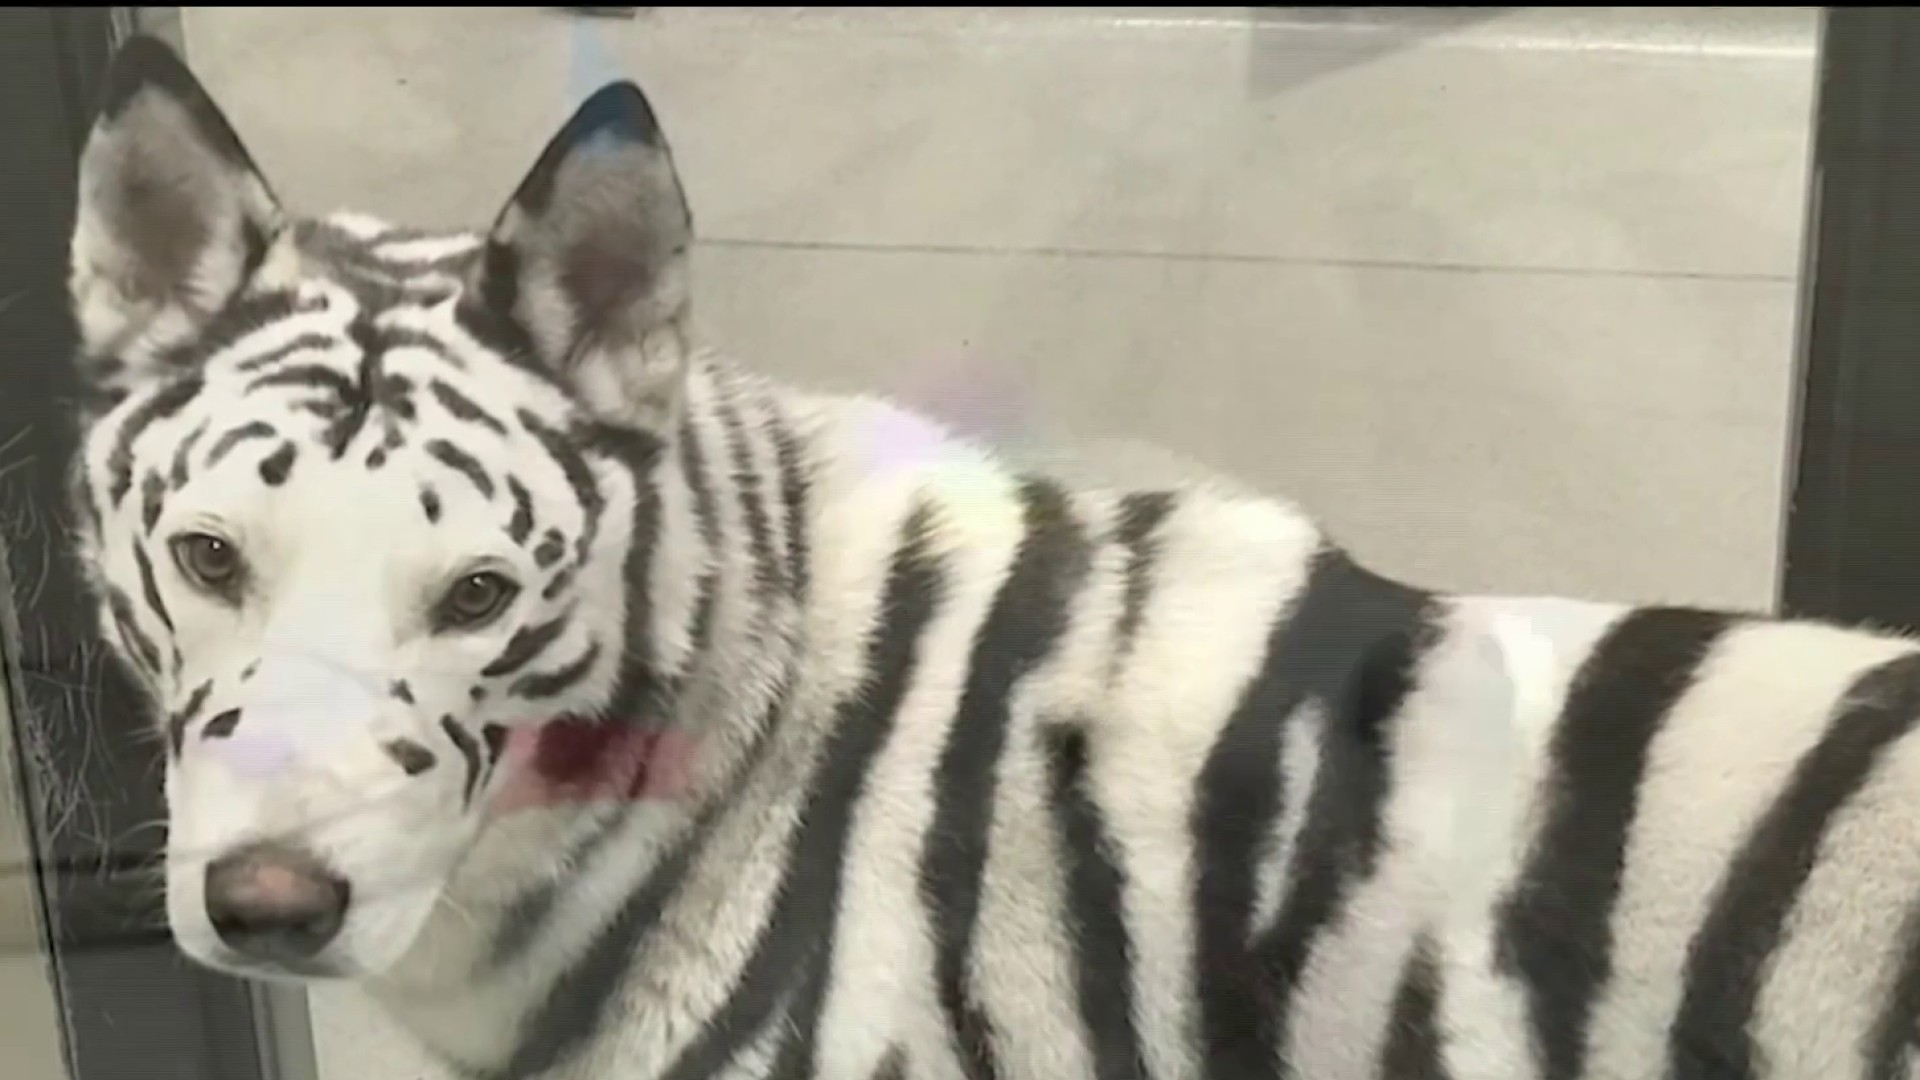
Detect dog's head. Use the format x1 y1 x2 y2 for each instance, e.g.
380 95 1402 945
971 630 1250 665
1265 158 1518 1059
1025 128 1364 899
64 35 696 981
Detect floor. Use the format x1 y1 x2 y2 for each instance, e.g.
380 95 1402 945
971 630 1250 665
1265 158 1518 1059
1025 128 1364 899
0 687 63 1080
6 7 1824 1079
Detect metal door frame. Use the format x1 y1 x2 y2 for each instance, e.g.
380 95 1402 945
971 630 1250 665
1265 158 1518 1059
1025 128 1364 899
1778 9 1920 629
0 10 302 1080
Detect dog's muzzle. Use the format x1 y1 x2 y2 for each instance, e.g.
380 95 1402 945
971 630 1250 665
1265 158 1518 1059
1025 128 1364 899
203 840 351 967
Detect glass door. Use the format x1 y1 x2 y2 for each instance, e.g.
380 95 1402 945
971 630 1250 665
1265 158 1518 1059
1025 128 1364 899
0 9 294 1080
4 9 1919 1080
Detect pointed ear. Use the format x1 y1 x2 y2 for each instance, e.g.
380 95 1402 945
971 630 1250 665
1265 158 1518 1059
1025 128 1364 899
465 80 695 433
69 35 285 389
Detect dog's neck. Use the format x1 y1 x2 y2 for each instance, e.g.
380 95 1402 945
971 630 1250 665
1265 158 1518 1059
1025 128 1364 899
364 360 963 1019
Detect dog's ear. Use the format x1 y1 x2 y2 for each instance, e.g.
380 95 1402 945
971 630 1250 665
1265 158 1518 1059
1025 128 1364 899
69 35 285 392
465 80 695 434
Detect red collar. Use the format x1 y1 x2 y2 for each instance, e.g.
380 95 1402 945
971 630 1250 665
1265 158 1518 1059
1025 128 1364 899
487 718 696 816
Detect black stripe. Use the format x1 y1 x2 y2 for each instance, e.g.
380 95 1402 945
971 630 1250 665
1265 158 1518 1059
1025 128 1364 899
367 325 466 371
496 802 734 1076
166 680 213 758
205 421 277 469
420 486 442 523
591 426 667 725
684 571 719 674
430 378 508 435
367 240 482 274
487 805 629 971
769 408 810 601
541 568 577 602
384 738 435 776
70 452 104 542
1380 934 1450 1080
461 244 550 387
1044 724 1145 1080
131 542 175 638
676 410 721 675
482 724 509 768
155 289 323 370
321 323 387 459
1496 606 1734 1080
202 709 241 740
169 420 208 488
232 331 336 374
482 610 573 678
336 240 409 294
75 352 125 401
1867 890 1920 1080
533 529 566 569
717 390 781 598
506 476 535 545
369 436 403 472
1253 571 1441 1071
389 679 414 704
508 642 601 700
921 478 1093 1080
440 715 482 805
106 587 162 678
426 438 496 499
1669 647 1920 1079
495 509 940 1080
767 940 835 1080
377 372 416 422
296 217 381 251
338 220 452 244
108 375 203 505
1111 490 1175 659
521 411 606 566
245 363 356 398
680 409 720 548
140 471 167 533
659 505 946 1080
257 441 297 486
1192 547 1434 1080
869 1046 906 1080
238 219 272 289
294 397 346 425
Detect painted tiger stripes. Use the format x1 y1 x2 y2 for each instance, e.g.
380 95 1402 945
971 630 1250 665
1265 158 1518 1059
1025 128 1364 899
58 33 1920 1080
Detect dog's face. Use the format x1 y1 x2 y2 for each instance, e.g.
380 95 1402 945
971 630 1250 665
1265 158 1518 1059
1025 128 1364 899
65 37 694 981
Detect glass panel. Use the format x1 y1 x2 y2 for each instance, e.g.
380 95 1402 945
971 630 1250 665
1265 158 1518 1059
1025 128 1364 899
28 8 1920 1080
159 10 1829 1079
0 8 275 1080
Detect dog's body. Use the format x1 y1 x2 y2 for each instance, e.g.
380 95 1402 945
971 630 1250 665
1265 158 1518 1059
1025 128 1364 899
59 36 1920 1080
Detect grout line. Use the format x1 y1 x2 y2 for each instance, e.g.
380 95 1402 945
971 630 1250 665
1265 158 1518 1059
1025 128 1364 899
698 236 1796 285
629 7 1821 62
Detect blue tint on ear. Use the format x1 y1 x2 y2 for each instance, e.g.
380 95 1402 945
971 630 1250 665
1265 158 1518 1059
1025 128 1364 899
556 20 663 156
568 19 620 108
568 20 628 158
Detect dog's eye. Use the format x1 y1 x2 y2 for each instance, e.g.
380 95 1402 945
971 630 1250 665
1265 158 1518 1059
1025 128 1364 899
170 532 245 595
435 571 519 631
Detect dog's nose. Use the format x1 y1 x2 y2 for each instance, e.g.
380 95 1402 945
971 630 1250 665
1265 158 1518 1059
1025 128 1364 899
204 841 350 962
